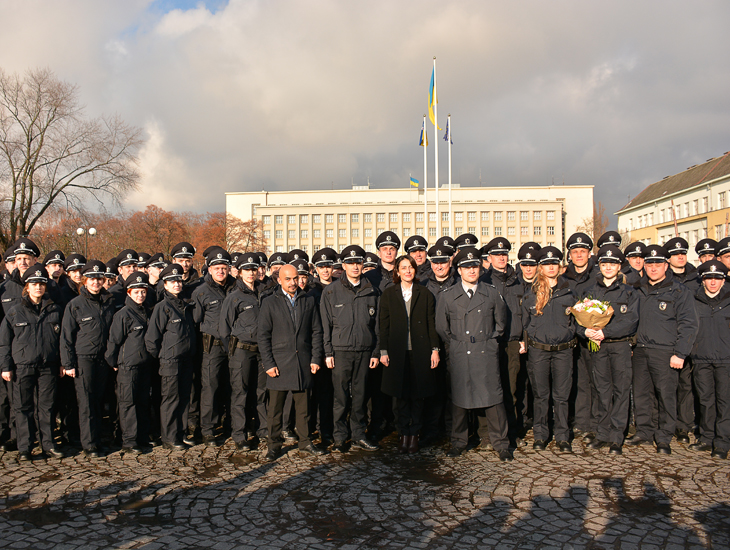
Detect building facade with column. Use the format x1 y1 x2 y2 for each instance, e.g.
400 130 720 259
226 183 594 263
615 152 730 263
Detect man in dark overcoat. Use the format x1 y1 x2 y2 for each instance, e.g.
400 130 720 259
258 264 326 461
436 247 513 462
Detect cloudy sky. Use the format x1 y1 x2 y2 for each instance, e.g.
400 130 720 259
2 0 729 225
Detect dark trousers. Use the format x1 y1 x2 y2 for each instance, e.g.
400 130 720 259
499 340 527 438
148 363 162 440
309 366 334 438
229 348 262 444
693 362 730 451
187 339 203 430
366 363 392 434
451 402 509 451
116 365 150 448
200 344 229 437
632 347 678 445
253 361 269 438
267 389 312 451
160 358 194 444
332 350 371 442
56 375 80 445
527 347 573 442
12 364 57 453
74 355 108 450
572 341 598 432
590 341 632 445
395 397 424 436
677 358 695 432
421 360 449 440
0 377 13 442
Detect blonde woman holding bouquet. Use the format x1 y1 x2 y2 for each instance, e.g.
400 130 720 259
576 245 639 455
520 246 576 453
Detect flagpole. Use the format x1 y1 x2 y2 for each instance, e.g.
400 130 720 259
433 57 440 239
423 114 428 233
448 114 453 237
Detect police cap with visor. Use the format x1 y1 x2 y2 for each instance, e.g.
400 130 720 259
124 272 150 290
695 238 718 257
454 233 478 249
287 249 309 264
697 260 728 279
64 254 86 272
82 260 107 278
596 244 624 264
453 247 481 268
363 252 379 269
537 246 563 264
643 244 668 263
518 242 541 265
566 232 593 250
236 253 260 270
171 242 196 259
160 263 185 281
13 237 40 258
341 245 366 263
43 250 65 266
596 231 622 248
427 245 451 263
404 236 428 253
376 231 400 250
624 242 645 258
664 237 689 256
117 249 139 267
313 247 337 267
206 247 231 266
717 237 730 257
22 265 49 285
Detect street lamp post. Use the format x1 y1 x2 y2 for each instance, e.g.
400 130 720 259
76 227 97 257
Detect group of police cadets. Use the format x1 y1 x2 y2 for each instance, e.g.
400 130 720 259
0 225 728 464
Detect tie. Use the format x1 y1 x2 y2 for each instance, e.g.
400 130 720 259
467 289 473 299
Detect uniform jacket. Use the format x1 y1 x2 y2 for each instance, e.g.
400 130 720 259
436 281 507 409
671 263 700 293
220 279 267 345
562 258 600 298
0 269 62 316
57 274 80 310
575 275 638 340
691 287 730 364
0 297 62 371
105 296 152 369
635 271 698 360
521 276 576 345
108 279 127 311
421 267 460 303
621 264 645 287
364 265 395 293
145 291 197 362
416 260 433 281
60 287 115 368
379 282 439 399
257 288 324 392
320 276 380 358
191 273 237 340
481 264 525 341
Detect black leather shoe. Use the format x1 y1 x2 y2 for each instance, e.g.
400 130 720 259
608 443 623 455
499 449 514 462
18 451 32 461
556 440 572 453
532 440 547 451
477 441 494 451
446 446 465 457
656 443 672 455
582 432 596 444
688 442 712 452
299 444 326 457
351 438 379 451
282 430 298 445
121 446 142 455
44 447 65 459
162 442 186 451
675 430 690 444
711 449 728 459
514 437 527 448
625 435 651 446
320 435 334 447
1 439 17 452
83 447 102 458
235 440 253 452
262 449 278 462
203 435 220 447
331 441 347 453
587 439 608 450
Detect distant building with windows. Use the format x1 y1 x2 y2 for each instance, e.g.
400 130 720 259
615 152 730 263
226 184 593 262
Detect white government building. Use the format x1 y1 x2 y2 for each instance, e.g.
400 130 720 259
226 183 594 262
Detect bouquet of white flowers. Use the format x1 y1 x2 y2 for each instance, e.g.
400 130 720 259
570 298 614 352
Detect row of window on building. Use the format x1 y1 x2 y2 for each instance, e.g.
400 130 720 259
261 210 558 226
263 225 558 241
630 193 728 230
267 239 558 254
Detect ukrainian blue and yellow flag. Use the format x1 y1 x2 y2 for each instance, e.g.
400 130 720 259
419 119 428 147
428 68 442 130
410 177 419 188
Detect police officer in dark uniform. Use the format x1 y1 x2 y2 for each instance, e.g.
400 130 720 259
170 241 203 301
405 235 432 279
578 245 639 454
517 242 541 287
689 260 730 459
256 252 268 282
43 250 65 282
1 246 16 283
436 247 512 461
220 253 268 450
717 238 730 271
145 263 197 450
105 272 153 454
664 236 699 444
363 252 379 273
60 260 116 458
0 266 64 460
103 258 119 291
481 237 528 446
562 232 599 442
453 233 478 250
696 239 718 265
627 245 698 454
622 242 645 286
262 252 287 292
596 231 622 249
138 252 151 271
109 249 140 309
321 245 380 452
191 248 236 446
364 231 400 293
521 246 577 453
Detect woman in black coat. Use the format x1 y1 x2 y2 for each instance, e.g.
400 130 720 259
380 255 439 454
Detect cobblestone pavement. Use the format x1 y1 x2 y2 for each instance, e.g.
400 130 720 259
1 434 729 549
